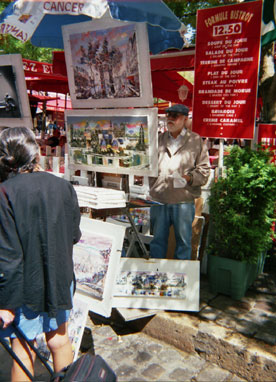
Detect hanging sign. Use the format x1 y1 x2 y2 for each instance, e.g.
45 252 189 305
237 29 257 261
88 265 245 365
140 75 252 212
22 59 53 75
258 123 276 164
192 1 262 139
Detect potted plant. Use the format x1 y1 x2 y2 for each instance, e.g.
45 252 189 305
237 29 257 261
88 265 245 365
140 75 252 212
207 145 276 299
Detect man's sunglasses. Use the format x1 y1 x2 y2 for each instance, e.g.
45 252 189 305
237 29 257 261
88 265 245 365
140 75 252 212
166 112 183 119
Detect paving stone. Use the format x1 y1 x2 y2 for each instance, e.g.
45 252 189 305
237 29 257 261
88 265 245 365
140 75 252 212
199 306 222 321
158 347 188 363
196 364 232 382
141 363 166 380
169 367 195 381
115 364 137 378
147 343 163 354
254 330 276 345
134 350 153 363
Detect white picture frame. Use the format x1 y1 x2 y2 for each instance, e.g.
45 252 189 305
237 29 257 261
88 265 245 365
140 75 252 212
73 217 125 317
0 54 32 129
112 258 200 312
65 108 158 176
62 18 153 108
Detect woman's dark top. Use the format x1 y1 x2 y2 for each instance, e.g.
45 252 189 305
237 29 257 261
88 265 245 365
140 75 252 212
0 171 81 317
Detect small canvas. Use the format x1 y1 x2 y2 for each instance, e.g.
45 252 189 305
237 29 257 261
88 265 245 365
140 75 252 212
113 258 200 312
73 217 125 317
0 54 32 128
62 17 153 108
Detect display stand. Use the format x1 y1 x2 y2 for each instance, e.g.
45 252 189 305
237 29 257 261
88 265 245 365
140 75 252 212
88 200 152 260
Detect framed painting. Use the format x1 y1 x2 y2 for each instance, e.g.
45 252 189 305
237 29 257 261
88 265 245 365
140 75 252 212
73 216 125 317
62 18 153 108
65 108 158 176
0 54 32 129
112 258 200 312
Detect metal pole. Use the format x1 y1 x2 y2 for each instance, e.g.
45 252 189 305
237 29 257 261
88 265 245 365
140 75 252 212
218 139 224 178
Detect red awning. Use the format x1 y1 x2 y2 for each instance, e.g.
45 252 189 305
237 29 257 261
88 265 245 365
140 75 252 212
150 48 195 72
24 48 195 107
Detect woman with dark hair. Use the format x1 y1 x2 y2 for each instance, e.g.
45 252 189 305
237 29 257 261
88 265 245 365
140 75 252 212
0 127 81 381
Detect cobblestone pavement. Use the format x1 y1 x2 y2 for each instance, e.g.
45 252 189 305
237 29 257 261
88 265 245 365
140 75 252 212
0 316 246 382
83 318 247 382
0 252 275 381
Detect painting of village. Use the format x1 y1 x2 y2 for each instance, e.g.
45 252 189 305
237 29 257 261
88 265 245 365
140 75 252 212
68 23 140 101
65 109 158 175
73 230 113 300
114 271 187 299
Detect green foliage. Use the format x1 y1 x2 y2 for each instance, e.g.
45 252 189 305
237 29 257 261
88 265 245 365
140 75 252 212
207 146 276 264
165 0 239 44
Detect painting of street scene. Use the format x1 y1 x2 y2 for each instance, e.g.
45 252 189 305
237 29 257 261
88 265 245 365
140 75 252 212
69 23 140 100
73 230 113 300
65 108 158 176
115 271 187 299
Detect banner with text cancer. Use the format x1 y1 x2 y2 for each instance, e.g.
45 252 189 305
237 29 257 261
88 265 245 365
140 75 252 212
192 1 262 139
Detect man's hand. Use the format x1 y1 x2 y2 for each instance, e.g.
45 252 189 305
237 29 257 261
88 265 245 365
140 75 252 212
0 309 15 329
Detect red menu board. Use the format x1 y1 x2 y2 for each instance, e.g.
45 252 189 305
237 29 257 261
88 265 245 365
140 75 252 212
192 1 262 139
258 123 276 164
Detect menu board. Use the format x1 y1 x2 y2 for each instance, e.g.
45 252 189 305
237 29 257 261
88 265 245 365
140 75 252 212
192 1 262 139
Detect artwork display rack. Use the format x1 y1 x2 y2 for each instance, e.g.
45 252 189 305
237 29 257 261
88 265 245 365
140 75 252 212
87 200 153 260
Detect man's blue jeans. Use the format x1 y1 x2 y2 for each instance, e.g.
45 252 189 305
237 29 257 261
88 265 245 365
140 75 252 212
150 203 195 260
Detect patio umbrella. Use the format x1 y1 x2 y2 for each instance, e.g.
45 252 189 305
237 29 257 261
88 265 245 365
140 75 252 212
0 0 185 54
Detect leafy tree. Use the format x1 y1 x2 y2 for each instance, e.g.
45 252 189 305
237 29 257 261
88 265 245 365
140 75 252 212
164 0 239 44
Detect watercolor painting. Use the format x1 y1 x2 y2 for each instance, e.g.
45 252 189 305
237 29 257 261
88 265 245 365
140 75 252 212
62 18 153 108
73 230 113 300
112 258 200 312
65 108 158 176
73 217 125 317
115 271 187 299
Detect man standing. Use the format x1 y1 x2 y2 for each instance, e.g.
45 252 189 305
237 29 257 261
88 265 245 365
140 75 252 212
149 104 210 260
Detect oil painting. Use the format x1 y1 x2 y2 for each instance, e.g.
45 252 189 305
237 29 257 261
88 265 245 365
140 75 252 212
62 18 153 108
65 108 158 176
112 258 200 312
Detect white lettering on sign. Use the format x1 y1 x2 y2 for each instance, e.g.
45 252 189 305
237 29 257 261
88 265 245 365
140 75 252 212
43 1 85 13
220 118 243 123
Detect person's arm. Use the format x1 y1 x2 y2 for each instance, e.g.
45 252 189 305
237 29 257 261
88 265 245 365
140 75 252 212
0 187 24 311
0 309 15 329
70 184 82 244
187 139 211 187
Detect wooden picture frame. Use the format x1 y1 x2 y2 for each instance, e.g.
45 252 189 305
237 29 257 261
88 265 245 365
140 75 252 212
73 217 125 317
65 108 158 176
0 54 32 129
112 258 200 312
62 18 153 108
